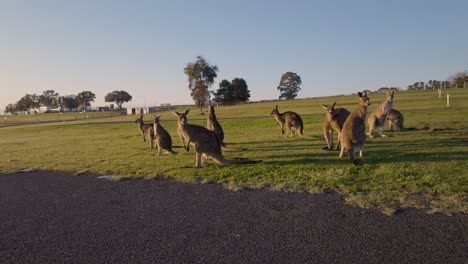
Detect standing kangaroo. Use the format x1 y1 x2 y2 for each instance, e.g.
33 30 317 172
270 105 304 138
321 102 350 150
153 115 176 156
340 91 371 164
367 90 394 137
173 109 259 168
207 105 226 147
387 108 404 131
135 114 154 149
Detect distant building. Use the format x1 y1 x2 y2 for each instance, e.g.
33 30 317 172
39 106 51 113
97 106 110 112
127 107 156 115
160 103 172 111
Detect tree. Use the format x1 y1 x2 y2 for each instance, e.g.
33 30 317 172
277 72 302 100
378 87 389 93
231 78 250 103
448 72 467 88
5 104 16 114
39 90 59 107
213 78 251 104
76 91 96 109
60 95 80 110
184 56 218 113
441 81 450 89
104 90 132 109
213 80 233 103
15 94 39 113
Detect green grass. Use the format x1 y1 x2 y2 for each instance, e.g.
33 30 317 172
1 88 467 215
0 111 122 127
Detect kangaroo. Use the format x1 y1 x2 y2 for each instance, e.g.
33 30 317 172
321 102 350 150
153 115 176 156
173 109 259 168
386 108 404 131
207 105 226 147
340 91 371 164
367 90 394 137
135 114 154 149
270 105 304 138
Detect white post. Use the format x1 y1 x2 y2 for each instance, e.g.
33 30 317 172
447 94 450 108
438 88 441 99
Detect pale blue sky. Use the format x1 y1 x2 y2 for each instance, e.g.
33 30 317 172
1 0 467 111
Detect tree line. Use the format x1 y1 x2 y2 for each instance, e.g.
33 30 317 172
5 90 132 114
406 72 468 91
6 55 466 115
184 56 301 113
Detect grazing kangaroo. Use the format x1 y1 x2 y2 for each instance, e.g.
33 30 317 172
270 105 304 138
367 90 394 137
321 102 350 150
173 109 259 168
340 91 371 164
135 114 154 149
387 108 404 131
207 105 226 147
153 115 176 156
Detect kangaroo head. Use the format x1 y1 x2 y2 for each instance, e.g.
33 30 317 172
270 105 279 115
321 102 337 115
153 115 162 124
386 90 394 102
134 114 143 123
172 109 190 126
357 91 371 106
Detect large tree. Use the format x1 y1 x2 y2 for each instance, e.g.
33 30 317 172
76 91 96 109
39 90 59 107
231 78 250 103
104 90 132 109
60 95 80 110
213 78 251 104
5 104 16 114
15 94 39 113
213 80 233 103
184 56 218 113
448 72 467 88
277 72 302 100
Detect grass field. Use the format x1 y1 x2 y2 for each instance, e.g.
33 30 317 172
1 88 467 215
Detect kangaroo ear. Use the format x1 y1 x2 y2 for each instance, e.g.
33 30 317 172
184 109 190 115
332 102 336 108
275 105 278 109
321 104 328 110
358 92 363 97
172 111 179 116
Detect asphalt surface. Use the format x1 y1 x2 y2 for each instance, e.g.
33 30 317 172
0 171 466 264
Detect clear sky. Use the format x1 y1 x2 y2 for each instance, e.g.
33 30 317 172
1 0 467 111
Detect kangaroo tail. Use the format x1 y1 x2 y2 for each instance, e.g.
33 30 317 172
221 146 247 151
299 125 304 136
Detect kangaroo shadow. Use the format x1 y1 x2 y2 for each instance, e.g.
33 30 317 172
262 151 349 166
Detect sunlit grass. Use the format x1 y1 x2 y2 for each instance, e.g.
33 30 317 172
0 89 467 215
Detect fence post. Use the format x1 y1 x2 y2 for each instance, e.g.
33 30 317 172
438 88 441 99
447 94 450 108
